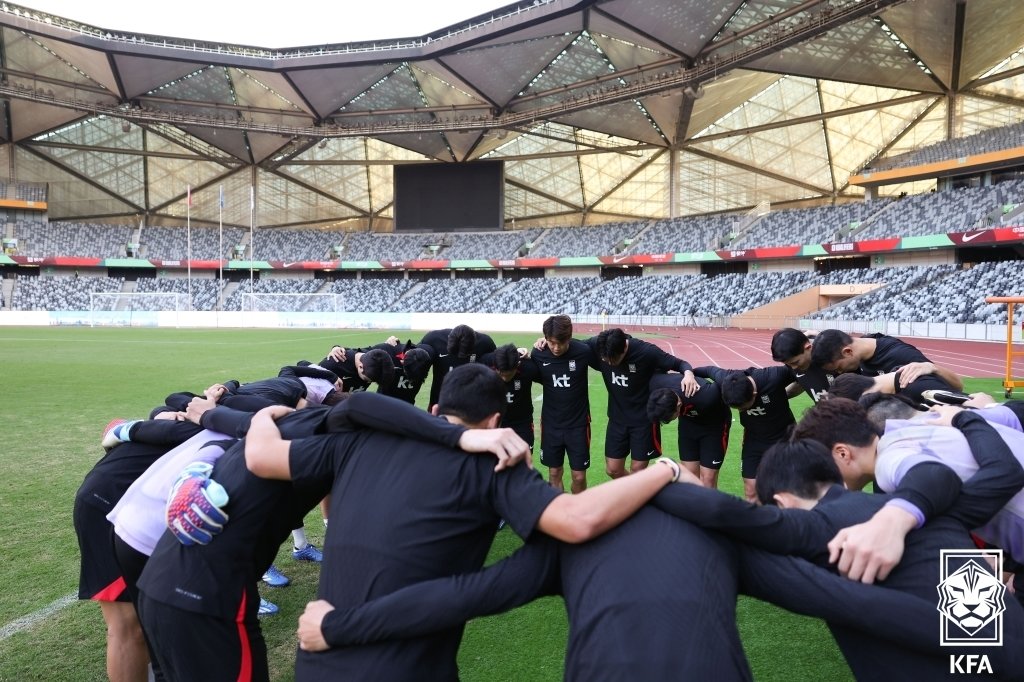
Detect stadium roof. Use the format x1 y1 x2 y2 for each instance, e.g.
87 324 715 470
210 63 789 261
1 0 1023 229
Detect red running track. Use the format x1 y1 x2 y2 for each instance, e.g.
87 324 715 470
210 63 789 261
574 325 1019 379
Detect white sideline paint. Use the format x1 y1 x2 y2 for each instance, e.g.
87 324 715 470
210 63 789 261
0 593 76 641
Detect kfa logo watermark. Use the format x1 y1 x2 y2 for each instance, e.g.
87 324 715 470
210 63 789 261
937 549 1005 675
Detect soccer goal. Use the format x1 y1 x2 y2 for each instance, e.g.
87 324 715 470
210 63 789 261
88 292 190 327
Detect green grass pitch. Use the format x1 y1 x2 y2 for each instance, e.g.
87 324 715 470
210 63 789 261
0 326 1006 681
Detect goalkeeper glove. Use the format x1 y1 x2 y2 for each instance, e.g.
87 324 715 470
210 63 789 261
166 462 230 546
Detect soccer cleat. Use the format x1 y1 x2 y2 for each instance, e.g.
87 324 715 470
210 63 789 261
258 597 279 617
920 389 971 406
262 564 290 587
101 418 129 451
292 543 323 562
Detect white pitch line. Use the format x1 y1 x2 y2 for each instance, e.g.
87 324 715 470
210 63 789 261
0 593 76 642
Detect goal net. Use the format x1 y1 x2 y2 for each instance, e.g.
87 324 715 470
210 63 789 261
88 292 189 327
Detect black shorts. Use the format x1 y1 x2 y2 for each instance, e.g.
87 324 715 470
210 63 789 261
678 420 731 470
74 496 129 602
137 593 268 682
740 435 779 479
604 420 662 461
540 421 591 471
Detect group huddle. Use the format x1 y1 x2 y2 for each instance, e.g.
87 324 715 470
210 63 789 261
74 318 1024 681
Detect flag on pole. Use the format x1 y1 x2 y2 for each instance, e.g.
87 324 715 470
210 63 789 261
187 185 192 207
250 186 255 211
219 186 225 209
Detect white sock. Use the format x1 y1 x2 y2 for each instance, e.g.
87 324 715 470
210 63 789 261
323 518 329 529
292 528 308 550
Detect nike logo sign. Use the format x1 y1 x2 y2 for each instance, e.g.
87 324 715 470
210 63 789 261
712 460 722 465
438 354 448 358
961 231 985 242
795 373 806 378
646 451 655 457
612 254 629 263
542 362 552 366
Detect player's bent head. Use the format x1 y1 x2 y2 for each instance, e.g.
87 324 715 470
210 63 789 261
719 372 755 409
859 393 923 433
792 397 879 451
596 328 628 365
447 325 477 358
437 364 507 427
809 329 853 368
359 349 396 387
401 347 432 384
755 439 843 506
493 343 521 381
827 373 876 401
647 388 680 424
771 328 810 363
542 314 573 343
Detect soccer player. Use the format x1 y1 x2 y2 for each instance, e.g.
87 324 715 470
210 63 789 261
75 412 203 682
826 368 968 406
319 346 396 393
649 437 1024 679
693 365 797 502
373 340 433 404
528 314 596 493
770 328 835 403
135 390 529 682
244 364 681 680
587 327 696 478
792 396 1024 581
485 343 540 449
418 324 496 409
809 329 964 390
647 373 731 488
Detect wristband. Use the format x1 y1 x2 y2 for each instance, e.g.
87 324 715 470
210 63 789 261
655 456 681 482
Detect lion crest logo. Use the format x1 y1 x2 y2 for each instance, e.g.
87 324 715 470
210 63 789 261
937 554 1005 643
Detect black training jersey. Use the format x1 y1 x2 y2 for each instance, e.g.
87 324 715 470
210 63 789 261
649 374 730 429
318 507 750 682
794 364 835 403
696 365 796 443
76 420 203 514
586 336 690 427
529 339 595 429
288 429 558 681
136 394 472 623
319 349 371 392
419 329 496 407
480 356 539 428
860 334 929 376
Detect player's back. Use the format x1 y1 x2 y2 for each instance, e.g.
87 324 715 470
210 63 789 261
292 428 554 681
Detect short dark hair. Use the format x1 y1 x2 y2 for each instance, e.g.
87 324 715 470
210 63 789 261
859 393 922 432
595 328 628 363
320 389 346 407
827 373 876 401
401 347 432 384
646 387 679 424
447 325 477 358
493 343 521 373
771 328 809 362
542 314 573 343
719 371 754 408
437 363 507 424
792 396 880 450
755 439 844 505
359 348 396 387
810 329 853 367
